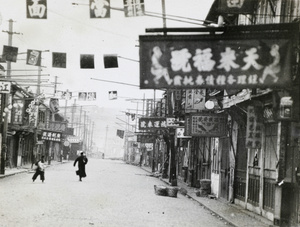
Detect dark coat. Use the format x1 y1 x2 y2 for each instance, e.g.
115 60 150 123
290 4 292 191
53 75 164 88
74 155 88 178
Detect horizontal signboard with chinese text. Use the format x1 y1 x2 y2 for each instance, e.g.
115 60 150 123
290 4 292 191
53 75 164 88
138 117 166 130
137 134 155 143
140 33 292 89
190 113 227 137
42 131 62 142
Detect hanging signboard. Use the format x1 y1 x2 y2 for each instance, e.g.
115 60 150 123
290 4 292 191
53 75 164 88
123 0 145 17
185 89 206 112
246 105 263 149
67 136 81 143
138 117 166 130
26 100 38 127
190 113 227 137
136 134 155 143
26 49 42 66
139 27 293 90
0 81 11 93
26 0 47 19
222 89 251 109
2 45 18 62
263 105 276 123
166 117 180 127
176 127 191 139
42 131 61 142
217 0 256 14
184 115 191 136
89 0 110 18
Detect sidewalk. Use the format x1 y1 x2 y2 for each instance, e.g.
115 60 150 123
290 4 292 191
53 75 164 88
0 160 69 179
141 165 274 227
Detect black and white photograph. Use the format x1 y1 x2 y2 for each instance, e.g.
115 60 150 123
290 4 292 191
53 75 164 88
0 0 299 226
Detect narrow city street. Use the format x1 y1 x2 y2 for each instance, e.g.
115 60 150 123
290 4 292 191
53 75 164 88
0 159 230 227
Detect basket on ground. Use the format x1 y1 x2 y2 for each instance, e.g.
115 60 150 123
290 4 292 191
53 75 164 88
167 187 178 198
154 185 167 196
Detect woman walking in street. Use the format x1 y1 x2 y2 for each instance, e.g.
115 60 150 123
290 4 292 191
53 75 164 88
32 155 45 183
73 151 88 181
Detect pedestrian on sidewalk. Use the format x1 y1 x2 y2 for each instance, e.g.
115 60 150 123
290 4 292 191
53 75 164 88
73 151 88 181
32 156 45 183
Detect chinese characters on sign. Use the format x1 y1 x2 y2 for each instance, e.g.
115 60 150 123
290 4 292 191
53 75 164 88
190 113 227 137
12 100 24 124
42 131 61 142
90 0 110 18
78 92 97 101
166 118 180 127
27 0 47 19
185 89 206 112
140 36 292 89
26 100 38 126
184 115 191 136
138 117 166 130
0 82 11 94
246 105 263 149
123 0 145 17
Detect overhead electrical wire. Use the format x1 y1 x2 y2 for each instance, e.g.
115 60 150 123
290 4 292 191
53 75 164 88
3 74 49 77
71 3 211 27
90 77 139 87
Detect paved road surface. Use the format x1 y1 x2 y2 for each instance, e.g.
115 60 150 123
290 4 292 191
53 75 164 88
0 159 230 227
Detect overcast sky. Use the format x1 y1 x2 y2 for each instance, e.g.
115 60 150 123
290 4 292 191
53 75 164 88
0 0 214 152
0 0 214 112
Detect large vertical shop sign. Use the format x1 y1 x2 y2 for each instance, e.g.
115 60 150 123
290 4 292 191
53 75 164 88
190 113 227 137
184 115 191 136
139 25 295 90
246 105 263 149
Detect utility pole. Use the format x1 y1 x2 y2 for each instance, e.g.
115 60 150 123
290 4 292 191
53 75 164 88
48 76 58 164
83 111 87 152
104 125 108 156
64 89 69 120
86 117 90 153
161 0 167 35
1 19 21 174
89 121 94 155
71 99 76 128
